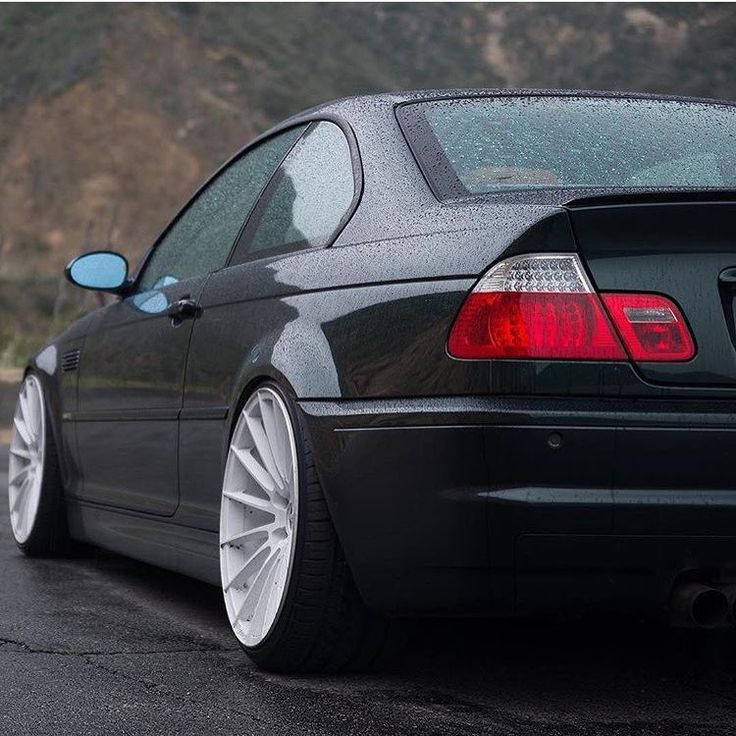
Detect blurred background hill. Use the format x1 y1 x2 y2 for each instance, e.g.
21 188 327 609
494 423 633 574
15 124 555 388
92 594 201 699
1 2 736 370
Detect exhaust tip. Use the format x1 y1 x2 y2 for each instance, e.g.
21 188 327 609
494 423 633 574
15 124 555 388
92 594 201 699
691 588 729 627
671 582 729 628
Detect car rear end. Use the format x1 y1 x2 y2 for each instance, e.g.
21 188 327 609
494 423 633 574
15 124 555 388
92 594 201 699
453 218 736 625
307 92 736 626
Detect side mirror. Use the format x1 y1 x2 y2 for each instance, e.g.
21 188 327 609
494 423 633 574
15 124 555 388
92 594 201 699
65 251 129 293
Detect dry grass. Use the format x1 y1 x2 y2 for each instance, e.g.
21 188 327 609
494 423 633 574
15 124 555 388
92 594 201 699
0 368 22 384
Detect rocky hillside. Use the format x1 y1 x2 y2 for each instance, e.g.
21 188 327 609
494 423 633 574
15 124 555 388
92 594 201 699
1 2 735 365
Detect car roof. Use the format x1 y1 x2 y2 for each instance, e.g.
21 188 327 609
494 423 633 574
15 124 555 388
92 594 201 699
289 87 736 121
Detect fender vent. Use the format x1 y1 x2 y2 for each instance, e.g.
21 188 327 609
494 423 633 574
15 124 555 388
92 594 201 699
61 349 81 373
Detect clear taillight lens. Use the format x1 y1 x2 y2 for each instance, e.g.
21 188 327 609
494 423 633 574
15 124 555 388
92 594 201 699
601 293 695 362
448 254 695 363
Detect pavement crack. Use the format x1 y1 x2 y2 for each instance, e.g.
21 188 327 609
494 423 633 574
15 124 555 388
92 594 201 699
0 636 56 654
83 654 270 726
0 637 239 657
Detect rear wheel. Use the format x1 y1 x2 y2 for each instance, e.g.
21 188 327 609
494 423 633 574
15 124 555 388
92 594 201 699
219 382 385 672
8 373 69 556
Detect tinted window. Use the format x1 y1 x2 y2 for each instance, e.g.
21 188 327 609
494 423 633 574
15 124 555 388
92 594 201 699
235 121 354 260
138 125 306 290
399 96 736 197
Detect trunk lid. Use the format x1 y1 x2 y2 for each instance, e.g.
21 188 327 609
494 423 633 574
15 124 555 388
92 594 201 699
567 196 736 387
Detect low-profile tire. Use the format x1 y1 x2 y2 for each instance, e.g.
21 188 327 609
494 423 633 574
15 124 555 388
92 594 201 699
219 382 385 673
8 372 70 557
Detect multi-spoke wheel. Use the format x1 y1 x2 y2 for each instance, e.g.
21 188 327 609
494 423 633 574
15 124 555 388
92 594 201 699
9 374 46 543
8 373 68 555
220 382 385 672
220 385 298 647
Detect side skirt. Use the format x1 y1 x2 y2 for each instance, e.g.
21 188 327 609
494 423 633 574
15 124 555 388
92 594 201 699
66 500 221 586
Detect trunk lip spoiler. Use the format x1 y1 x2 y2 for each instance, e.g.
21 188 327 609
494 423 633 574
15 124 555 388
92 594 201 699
564 189 736 209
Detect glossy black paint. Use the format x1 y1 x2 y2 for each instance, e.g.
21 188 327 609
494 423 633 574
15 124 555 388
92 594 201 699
74 275 210 515
29 90 736 617
302 394 736 614
570 201 736 388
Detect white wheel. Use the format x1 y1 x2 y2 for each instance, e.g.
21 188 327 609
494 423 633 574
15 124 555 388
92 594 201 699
8 374 46 544
220 385 299 647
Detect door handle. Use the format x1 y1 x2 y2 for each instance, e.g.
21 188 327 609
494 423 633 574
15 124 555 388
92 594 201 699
167 297 201 325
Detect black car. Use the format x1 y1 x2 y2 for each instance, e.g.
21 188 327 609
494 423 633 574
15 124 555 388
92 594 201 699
9 90 736 672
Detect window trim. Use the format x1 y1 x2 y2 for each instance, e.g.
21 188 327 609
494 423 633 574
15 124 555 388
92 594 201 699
226 115 363 266
396 102 466 201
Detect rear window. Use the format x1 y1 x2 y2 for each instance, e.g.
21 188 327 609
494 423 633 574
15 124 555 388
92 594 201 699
398 96 736 198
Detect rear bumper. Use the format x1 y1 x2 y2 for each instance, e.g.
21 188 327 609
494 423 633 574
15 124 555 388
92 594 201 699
300 396 736 616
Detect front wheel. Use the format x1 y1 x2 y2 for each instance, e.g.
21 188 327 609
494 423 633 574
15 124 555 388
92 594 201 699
219 382 385 672
8 373 69 556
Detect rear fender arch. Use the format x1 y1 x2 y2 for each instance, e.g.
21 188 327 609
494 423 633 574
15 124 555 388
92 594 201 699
226 320 341 420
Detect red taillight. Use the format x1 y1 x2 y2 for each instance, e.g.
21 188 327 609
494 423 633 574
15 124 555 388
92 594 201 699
600 293 695 362
448 291 626 360
448 254 696 363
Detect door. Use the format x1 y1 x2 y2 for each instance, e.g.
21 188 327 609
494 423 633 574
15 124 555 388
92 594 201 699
74 124 306 514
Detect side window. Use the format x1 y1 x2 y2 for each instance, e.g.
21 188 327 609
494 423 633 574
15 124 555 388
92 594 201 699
233 121 355 262
137 125 306 291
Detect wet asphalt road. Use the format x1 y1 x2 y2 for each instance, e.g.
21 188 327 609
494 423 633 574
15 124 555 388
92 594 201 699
2 446 736 736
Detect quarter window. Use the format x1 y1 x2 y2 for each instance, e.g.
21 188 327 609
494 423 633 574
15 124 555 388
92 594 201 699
138 125 306 291
234 121 355 261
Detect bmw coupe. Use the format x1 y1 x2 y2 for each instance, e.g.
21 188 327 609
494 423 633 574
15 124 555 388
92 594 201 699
9 90 736 672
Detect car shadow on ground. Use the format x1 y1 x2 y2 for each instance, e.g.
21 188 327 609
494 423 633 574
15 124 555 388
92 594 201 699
4 510 736 734
87 543 736 698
